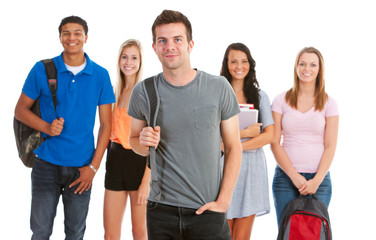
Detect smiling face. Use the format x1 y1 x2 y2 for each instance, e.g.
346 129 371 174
59 23 87 55
227 50 250 82
296 52 320 84
119 45 140 78
152 23 193 71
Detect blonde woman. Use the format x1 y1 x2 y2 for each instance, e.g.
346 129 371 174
104 39 150 240
271 47 339 226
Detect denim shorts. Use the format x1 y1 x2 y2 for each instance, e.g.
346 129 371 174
272 166 332 226
146 201 231 240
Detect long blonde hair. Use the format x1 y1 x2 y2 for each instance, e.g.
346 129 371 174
286 47 327 111
114 39 143 105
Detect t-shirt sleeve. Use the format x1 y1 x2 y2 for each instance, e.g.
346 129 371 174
127 81 148 121
98 70 115 105
271 92 286 114
325 95 339 117
259 89 274 129
219 77 240 120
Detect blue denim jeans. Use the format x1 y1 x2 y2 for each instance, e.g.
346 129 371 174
30 158 91 240
272 166 332 227
146 201 231 240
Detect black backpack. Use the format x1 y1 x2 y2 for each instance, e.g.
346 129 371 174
13 59 57 168
277 195 332 240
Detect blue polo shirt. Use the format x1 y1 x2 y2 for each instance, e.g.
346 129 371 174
22 53 115 167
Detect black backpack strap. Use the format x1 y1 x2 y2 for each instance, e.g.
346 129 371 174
143 76 161 201
41 59 58 119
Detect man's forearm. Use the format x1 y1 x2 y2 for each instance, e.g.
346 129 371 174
90 121 111 170
217 143 242 209
129 136 150 157
89 104 112 170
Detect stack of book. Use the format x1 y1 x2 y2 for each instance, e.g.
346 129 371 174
238 104 259 152
238 104 258 132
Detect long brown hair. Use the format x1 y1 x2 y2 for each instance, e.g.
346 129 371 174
114 39 143 106
286 47 327 111
220 43 260 110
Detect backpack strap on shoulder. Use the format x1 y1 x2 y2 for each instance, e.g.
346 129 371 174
41 59 58 119
143 76 161 201
13 59 57 168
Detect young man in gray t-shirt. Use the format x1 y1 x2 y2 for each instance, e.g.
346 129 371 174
128 10 242 240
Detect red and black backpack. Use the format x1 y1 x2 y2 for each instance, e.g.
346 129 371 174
277 195 332 240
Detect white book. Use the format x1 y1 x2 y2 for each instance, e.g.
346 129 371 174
238 109 259 154
239 108 258 132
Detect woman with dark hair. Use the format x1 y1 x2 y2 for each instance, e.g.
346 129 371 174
220 43 275 239
271 47 339 226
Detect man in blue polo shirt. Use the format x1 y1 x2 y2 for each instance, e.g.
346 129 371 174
15 16 115 239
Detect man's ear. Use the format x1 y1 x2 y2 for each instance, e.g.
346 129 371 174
188 40 194 53
152 43 156 53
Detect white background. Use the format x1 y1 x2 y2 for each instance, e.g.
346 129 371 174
1 0 375 239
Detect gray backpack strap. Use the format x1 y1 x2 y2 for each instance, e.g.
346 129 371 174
143 76 161 201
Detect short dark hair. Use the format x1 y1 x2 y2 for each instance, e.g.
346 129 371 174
152 10 192 43
58 16 88 36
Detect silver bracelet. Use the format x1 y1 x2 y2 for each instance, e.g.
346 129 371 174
89 164 97 173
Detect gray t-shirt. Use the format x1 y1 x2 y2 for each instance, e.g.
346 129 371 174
128 70 240 209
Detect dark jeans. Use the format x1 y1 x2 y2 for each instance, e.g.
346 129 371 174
147 201 231 240
272 166 332 227
30 158 91 240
